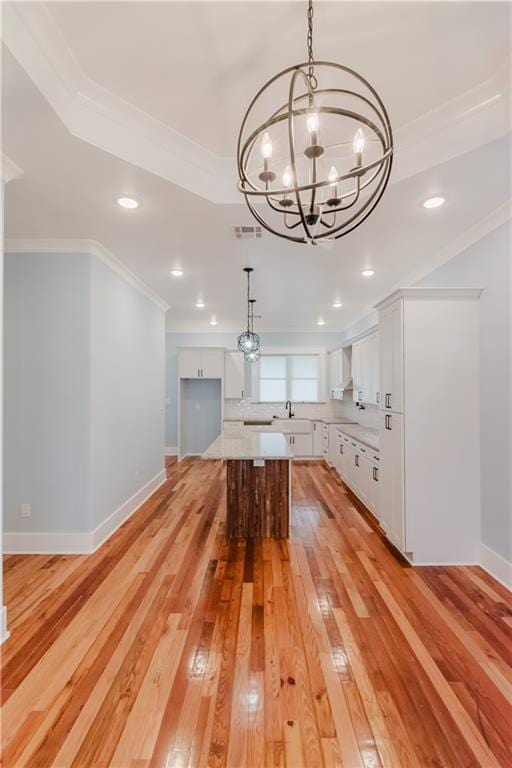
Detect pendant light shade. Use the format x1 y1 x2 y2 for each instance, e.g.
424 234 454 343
237 268 260 360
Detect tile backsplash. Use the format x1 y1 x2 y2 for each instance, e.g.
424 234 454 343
224 397 380 428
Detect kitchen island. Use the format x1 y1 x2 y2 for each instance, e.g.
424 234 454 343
203 428 292 539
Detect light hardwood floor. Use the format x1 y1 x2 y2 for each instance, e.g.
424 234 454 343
2 457 511 767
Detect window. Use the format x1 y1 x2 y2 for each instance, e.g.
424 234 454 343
257 353 322 402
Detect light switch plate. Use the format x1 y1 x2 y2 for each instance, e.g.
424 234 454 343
253 459 265 467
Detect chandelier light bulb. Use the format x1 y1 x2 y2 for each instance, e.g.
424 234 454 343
328 165 338 186
353 128 365 156
282 165 293 188
261 132 273 159
307 112 319 134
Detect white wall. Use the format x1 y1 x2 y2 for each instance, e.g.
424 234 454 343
416 222 511 565
4 248 165 553
4 252 91 534
89 257 165 529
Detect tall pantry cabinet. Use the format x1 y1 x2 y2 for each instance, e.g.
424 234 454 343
376 288 482 564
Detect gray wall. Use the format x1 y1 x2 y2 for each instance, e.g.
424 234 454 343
4 252 91 532
165 331 345 447
89 257 165 527
417 222 511 562
4 249 165 537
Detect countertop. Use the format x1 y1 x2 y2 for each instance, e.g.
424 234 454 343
334 423 380 452
203 429 293 460
317 417 357 425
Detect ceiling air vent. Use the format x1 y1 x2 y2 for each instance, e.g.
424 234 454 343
233 225 263 240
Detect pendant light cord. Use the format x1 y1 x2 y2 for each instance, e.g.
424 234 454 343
306 0 317 89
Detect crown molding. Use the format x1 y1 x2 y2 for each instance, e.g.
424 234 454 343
3 2 510 205
1 153 24 183
398 199 511 290
5 238 170 312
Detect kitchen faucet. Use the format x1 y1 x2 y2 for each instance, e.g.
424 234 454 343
285 400 294 419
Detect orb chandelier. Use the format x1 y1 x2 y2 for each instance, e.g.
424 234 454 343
236 0 393 245
237 267 260 359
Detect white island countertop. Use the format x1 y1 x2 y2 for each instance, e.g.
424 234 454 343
203 429 293 460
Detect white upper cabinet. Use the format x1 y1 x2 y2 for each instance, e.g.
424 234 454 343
328 349 342 391
367 331 380 405
178 348 224 379
224 352 245 398
379 299 403 413
352 330 379 404
352 341 362 402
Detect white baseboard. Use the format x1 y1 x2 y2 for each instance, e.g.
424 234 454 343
3 468 167 555
91 468 166 551
3 530 93 554
480 543 512 590
165 446 178 456
1 606 10 644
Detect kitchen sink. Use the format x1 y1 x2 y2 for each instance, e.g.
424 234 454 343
272 418 311 434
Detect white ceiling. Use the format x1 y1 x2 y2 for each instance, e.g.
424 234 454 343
2 2 511 333
45 1 509 157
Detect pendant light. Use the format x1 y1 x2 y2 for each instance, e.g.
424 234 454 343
237 267 260 358
245 300 261 362
236 0 393 245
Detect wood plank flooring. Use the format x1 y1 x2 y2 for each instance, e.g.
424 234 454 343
2 457 511 767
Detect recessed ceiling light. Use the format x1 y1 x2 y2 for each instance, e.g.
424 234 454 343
210 316 218 326
115 195 140 209
317 318 325 326
422 196 446 209
195 300 205 309
332 301 343 308
170 269 183 277
361 269 375 277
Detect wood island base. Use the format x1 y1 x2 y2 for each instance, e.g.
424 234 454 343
226 458 290 539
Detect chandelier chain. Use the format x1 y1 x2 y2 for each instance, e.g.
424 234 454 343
306 0 317 90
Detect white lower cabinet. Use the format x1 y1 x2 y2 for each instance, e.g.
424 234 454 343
287 433 313 457
333 429 381 521
379 411 405 551
367 454 380 519
312 421 323 456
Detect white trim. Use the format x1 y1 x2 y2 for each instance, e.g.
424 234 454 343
480 543 512 590
1 606 10 644
375 287 483 312
91 468 166 551
5 238 169 312
165 446 178 456
1 153 23 183
3 468 167 555
3 530 92 555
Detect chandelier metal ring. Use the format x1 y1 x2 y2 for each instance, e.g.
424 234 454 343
237 26 394 245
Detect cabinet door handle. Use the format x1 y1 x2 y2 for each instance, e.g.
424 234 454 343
355 455 359 466
385 414 392 430
376 391 380 403
373 467 379 481
197 368 200 377
241 389 244 398
339 445 344 454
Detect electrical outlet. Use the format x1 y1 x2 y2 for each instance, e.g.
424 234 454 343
20 503 31 518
